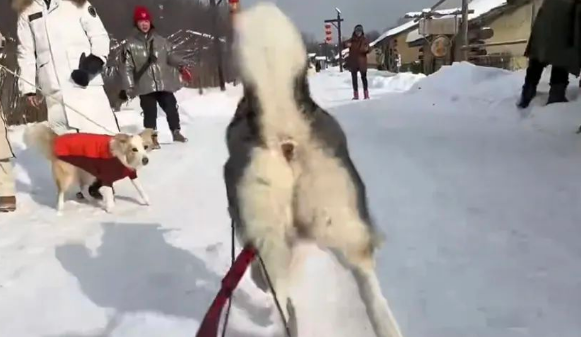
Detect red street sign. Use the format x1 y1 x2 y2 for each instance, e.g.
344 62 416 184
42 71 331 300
229 0 239 3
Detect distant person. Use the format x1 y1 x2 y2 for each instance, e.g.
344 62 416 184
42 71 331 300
120 6 192 149
345 24 370 100
517 0 581 108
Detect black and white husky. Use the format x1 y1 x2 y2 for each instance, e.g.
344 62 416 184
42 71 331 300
224 3 404 337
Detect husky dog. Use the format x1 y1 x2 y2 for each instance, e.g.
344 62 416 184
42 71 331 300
25 123 154 214
223 3 404 337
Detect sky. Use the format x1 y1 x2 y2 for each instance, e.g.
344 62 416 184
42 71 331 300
242 0 463 39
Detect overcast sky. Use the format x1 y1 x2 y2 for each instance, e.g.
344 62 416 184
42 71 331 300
242 0 463 39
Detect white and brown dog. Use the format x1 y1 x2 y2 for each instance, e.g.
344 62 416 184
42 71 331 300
224 3 405 337
25 123 154 214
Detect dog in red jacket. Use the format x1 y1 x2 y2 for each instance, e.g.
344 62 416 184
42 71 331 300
25 123 155 214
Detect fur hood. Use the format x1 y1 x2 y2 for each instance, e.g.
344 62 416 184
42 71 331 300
12 0 87 13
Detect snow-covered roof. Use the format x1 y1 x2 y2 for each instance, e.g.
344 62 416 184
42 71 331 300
370 20 417 48
468 0 507 19
386 0 509 47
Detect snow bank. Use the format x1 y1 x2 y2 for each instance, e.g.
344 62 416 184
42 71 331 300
342 70 425 93
409 62 523 103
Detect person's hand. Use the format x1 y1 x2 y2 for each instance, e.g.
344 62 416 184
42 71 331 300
26 94 41 108
119 89 135 102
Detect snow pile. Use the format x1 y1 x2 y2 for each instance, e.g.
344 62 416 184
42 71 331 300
409 62 523 104
369 72 426 92
341 69 425 93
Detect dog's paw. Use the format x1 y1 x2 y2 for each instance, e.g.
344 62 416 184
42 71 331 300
104 204 115 214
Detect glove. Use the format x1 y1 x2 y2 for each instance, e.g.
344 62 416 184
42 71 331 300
71 53 105 87
179 66 193 82
118 89 135 102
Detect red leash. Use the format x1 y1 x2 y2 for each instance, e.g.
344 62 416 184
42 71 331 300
195 245 257 337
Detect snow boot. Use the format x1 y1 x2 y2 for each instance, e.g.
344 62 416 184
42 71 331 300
353 91 359 100
172 130 188 143
547 84 569 105
517 85 537 109
364 90 370 100
0 196 16 213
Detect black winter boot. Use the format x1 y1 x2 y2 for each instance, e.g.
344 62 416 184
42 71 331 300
517 85 537 109
547 84 569 105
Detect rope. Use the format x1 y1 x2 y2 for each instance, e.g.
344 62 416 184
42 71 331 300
223 218 292 337
0 64 118 135
220 220 236 337
257 252 292 337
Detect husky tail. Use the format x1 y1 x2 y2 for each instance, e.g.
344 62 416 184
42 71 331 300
234 2 309 142
23 122 57 161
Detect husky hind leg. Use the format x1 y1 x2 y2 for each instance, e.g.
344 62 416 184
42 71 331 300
233 147 298 332
328 237 404 337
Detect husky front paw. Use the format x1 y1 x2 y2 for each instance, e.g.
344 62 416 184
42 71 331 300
104 204 115 214
141 197 150 206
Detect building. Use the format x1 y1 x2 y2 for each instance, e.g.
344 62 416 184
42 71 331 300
371 0 540 74
469 0 537 70
369 20 421 72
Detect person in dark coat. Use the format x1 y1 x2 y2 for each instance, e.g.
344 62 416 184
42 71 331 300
518 0 581 108
345 24 371 100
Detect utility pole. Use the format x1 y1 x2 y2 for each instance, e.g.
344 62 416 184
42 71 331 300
210 0 226 91
325 8 344 72
460 0 469 61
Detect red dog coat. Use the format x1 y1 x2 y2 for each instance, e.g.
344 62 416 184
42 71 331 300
54 133 137 187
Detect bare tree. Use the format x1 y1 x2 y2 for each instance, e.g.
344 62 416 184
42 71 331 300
366 30 381 42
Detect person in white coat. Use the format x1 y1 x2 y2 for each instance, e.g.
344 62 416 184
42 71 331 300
14 0 119 135
14 0 120 199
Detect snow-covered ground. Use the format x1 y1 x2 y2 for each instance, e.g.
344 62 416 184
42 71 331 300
1 64 581 337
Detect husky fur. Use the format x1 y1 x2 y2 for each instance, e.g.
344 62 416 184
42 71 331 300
24 123 154 214
223 3 404 337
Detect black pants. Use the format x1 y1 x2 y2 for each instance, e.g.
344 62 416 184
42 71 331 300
524 59 569 88
351 70 368 92
140 91 181 131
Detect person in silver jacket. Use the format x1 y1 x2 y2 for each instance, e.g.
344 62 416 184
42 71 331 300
120 6 192 148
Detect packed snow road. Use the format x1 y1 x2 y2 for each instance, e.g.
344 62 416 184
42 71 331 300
0 64 580 337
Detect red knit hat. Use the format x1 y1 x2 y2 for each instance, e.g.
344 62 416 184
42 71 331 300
134 6 152 24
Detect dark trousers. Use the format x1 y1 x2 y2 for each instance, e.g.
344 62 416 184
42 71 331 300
351 70 368 92
140 91 181 131
524 59 569 88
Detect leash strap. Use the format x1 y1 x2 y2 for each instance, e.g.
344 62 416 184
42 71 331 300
220 220 237 337
195 245 257 337
0 64 117 135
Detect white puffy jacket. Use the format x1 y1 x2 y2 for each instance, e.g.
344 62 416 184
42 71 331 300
16 0 119 134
